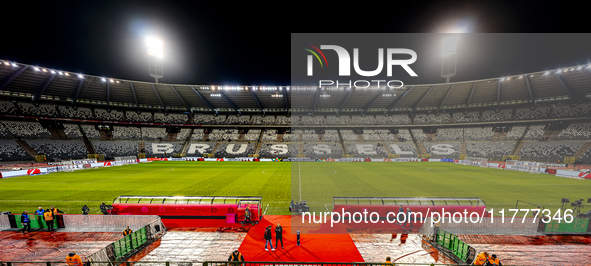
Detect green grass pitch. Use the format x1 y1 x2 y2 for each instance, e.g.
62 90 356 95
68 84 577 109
1 161 589 216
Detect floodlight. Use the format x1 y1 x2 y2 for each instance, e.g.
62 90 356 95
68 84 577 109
146 37 163 58
11 63 17 67
58 71 64 75
109 79 114 83
42 68 47 72
544 71 550 76
587 65 591 69
577 66 583 70
557 69 563 74
3 62 9 65
519 76 523 79
570 68 575 71
116 81 120 83
33 67 40 71
50 70 56 74
64 72 69 76
500 78 505 82
507 77 511 81
101 78 106 82
77 74 84 79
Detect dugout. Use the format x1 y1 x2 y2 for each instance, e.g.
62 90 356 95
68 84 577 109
112 196 262 228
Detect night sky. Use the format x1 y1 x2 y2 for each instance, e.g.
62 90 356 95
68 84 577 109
1 1 589 86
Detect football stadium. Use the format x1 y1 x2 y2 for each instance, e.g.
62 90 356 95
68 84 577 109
1 4 591 265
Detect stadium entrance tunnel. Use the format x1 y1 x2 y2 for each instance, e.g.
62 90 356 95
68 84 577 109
111 195 263 228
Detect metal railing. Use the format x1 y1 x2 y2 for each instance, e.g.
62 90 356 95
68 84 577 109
0 262 524 266
64 215 161 230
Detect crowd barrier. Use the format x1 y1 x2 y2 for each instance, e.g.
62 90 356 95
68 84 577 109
63 215 161 230
0 214 11 229
0 159 147 179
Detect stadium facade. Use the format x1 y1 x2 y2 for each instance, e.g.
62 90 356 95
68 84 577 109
1 60 591 164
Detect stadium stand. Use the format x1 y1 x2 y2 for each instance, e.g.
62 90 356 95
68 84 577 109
145 141 183 156
125 111 153 122
463 127 494 141
514 107 550 120
95 108 124 121
523 124 546 140
0 123 14 139
436 128 463 141
206 129 224 141
304 143 343 157
26 140 87 160
482 109 512 121
282 133 292 142
176 128 192 141
326 116 350 125
340 130 358 141
276 116 290 125
506 126 527 140
361 130 381 141
19 103 57 117
260 143 291 157
93 141 139 158
453 111 479 123
388 143 418 157
154 113 188 124
424 142 461 159
466 141 515 159
225 116 250 125
251 115 274 125
298 116 325 125
0 139 30 161
221 129 240 141
191 129 205 141
553 103 591 117
215 143 255 157
556 122 591 140
351 116 376 125
346 143 388 157
1 121 52 139
63 124 83 139
58 107 93 119
0 100 16 114
301 130 319 142
375 129 395 141
397 129 412 142
243 129 261 141
375 115 411 125
81 124 101 139
323 130 340 142
262 129 277 142
411 129 427 142
519 141 584 162
112 126 141 140
414 113 451 124
186 142 215 156
141 127 167 140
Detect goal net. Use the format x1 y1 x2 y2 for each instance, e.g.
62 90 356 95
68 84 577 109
505 160 545 173
461 157 489 167
113 156 137 166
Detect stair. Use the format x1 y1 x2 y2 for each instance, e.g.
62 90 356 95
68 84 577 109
138 141 145 154
573 142 591 159
179 129 194 155
318 134 325 142
425 133 436 142
298 143 304 155
337 130 347 155
357 134 364 142
211 143 222 154
277 134 284 142
393 134 401 142
202 133 209 142
167 132 177 141
16 140 37 159
48 129 67 140
512 141 525 155
417 143 428 156
492 131 507 141
78 124 96 154
547 130 562 141
254 142 262 155
237 134 245 142
382 143 393 156
460 143 467 155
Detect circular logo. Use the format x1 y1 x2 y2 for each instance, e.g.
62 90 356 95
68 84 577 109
228 207 235 213
141 206 148 213
159 207 166 213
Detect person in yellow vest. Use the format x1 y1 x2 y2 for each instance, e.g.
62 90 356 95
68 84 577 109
50 206 65 228
384 256 393 264
228 249 245 262
43 209 54 231
66 251 83 266
473 252 489 265
123 226 132 236
487 254 501 266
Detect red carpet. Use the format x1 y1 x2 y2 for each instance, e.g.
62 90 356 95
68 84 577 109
238 215 364 262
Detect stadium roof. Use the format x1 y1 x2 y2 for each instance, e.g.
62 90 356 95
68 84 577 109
1 60 590 114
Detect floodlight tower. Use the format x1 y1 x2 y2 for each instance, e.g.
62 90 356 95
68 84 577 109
441 35 459 83
146 37 163 83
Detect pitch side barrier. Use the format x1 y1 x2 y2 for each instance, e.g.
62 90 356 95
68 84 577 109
0 262 525 266
0 158 147 179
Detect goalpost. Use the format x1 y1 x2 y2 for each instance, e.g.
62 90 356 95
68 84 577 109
505 160 545 174
113 156 137 166
462 157 489 167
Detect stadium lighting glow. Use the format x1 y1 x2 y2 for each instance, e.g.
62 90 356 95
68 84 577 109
42 68 47 72
544 71 550 76
116 81 120 83
557 69 563 74
77 74 84 79
65 72 69 76
11 63 17 67
50 70 56 74
442 36 459 57
570 68 575 71
3 62 9 65
507 77 511 81
500 78 505 82
58 71 64 75
146 37 163 58
101 78 106 82
519 76 523 79
109 79 114 83
577 66 583 70
33 67 40 71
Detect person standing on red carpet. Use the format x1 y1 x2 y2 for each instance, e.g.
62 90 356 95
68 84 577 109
264 225 275 251
275 223 284 249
